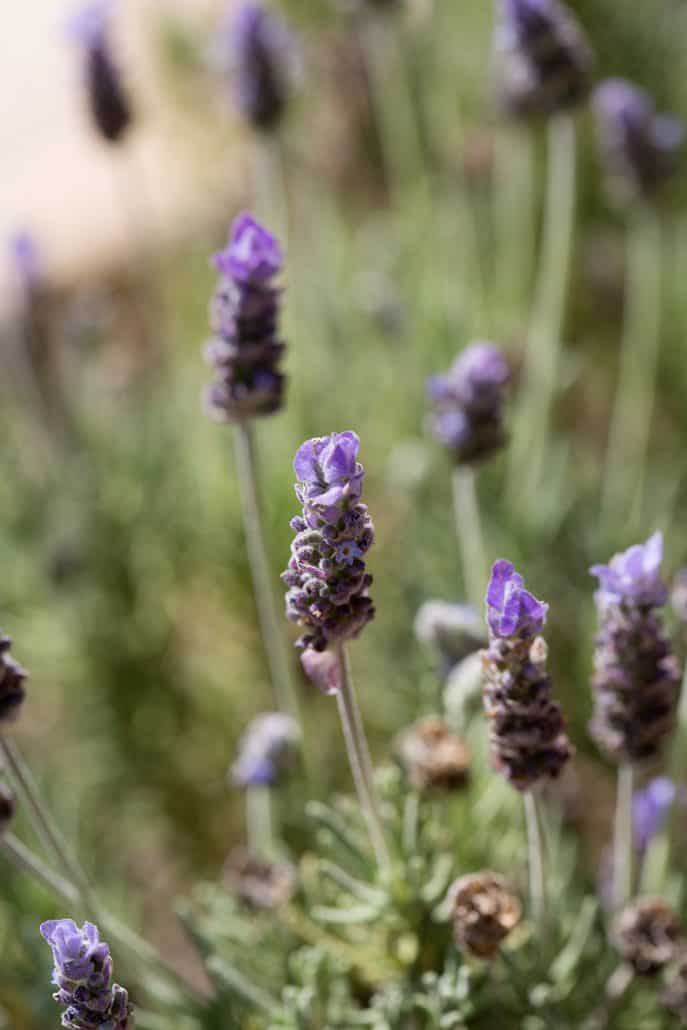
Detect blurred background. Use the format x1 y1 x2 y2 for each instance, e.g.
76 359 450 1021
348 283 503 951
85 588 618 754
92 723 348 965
2 0 687 1024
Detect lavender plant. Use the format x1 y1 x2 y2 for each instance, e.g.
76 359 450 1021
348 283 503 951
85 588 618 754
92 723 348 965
68 0 132 145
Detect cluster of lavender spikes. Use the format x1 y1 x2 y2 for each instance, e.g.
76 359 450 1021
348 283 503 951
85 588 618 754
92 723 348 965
482 560 572 790
229 2 292 132
589 533 680 765
68 0 132 144
283 432 375 655
494 0 594 119
40 920 133 1029
204 214 286 423
427 342 510 466
593 80 684 205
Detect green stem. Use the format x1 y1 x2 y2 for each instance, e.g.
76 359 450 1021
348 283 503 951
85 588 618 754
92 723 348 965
452 466 488 612
600 206 662 532
335 645 392 873
493 128 536 331
252 136 290 246
508 115 577 506
245 785 274 860
1 832 78 903
206 956 279 1015
613 764 634 911
233 423 301 726
524 791 545 929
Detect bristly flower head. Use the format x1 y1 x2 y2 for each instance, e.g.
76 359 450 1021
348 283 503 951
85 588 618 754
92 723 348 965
427 342 510 465
228 2 293 132
589 533 680 764
447 872 522 959
231 712 301 789
494 0 594 119
204 213 286 423
634 777 675 853
0 635 28 724
283 431 375 657
482 560 572 790
40 919 133 1028
67 0 132 144
593 79 683 205
612 898 684 976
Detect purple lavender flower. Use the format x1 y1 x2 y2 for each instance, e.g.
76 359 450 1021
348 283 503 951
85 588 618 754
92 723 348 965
427 342 510 465
229 2 292 132
68 0 132 144
231 712 300 788
482 560 572 790
0 635 28 724
589 533 680 764
593 80 683 204
40 919 133 1028
494 0 594 119
204 213 286 423
282 431 375 655
634 777 675 853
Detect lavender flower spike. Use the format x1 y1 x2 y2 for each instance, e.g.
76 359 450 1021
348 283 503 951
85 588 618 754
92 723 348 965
231 712 300 788
593 80 683 204
283 431 375 657
590 533 680 764
40 919 133 1028
0 635 28 724
204 213 286 423
633 777 675 853
427 342 510 466
494 0 594 119
68 0 132 144
482 560 572 790
229 2 293 132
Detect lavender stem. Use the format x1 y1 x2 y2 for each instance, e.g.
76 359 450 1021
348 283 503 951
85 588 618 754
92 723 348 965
452 466 488 613
600 205 661 531
234 422 301 726
335 644 392 873
524 791 546 928
613 764 634 911
245 785 274 859
508 114 577 506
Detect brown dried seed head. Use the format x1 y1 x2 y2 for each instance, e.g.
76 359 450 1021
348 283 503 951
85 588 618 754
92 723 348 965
396 716 471 793
447 871 522 959
612 897 684 976
223 848 296 911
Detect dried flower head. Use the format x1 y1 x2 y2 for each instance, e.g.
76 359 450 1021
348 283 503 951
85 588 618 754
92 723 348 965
224 847 296 910
414 601 486 674
0 782 15 834
0 635 28 724
283 431 375 654
589 533 680 764
633 777 675 853
494 0 594 119
447 872 522 959
427 342 510 466
204 213 286 423
482 561 572 790
229 2 293 132
395 716 471 793
612 897 683 976
40 919 133 1028
593 79 683 205
231 712 301 789
68 0 132 144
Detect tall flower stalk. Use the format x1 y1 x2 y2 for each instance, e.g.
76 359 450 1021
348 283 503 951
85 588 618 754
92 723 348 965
283 431 392 872
427 342 510 611
482 560 572 926
203 213 300 727
593 81 683 531
589 533 680 909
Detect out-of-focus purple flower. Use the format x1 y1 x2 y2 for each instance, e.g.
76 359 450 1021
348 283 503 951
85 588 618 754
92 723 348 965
204 213 286 423
228 2 293 132
486 560 548 639
589 534 680 764
482 560 572 790
494 0 594 119
414 600 486 675
0 635 28 724
634 777 675 853
591 533 668 609
593 80 683 204
9 233 42 293
427 342 510 465
283 432 375 654
231 712 300 788
68 0 132 144
40 919 133 1028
